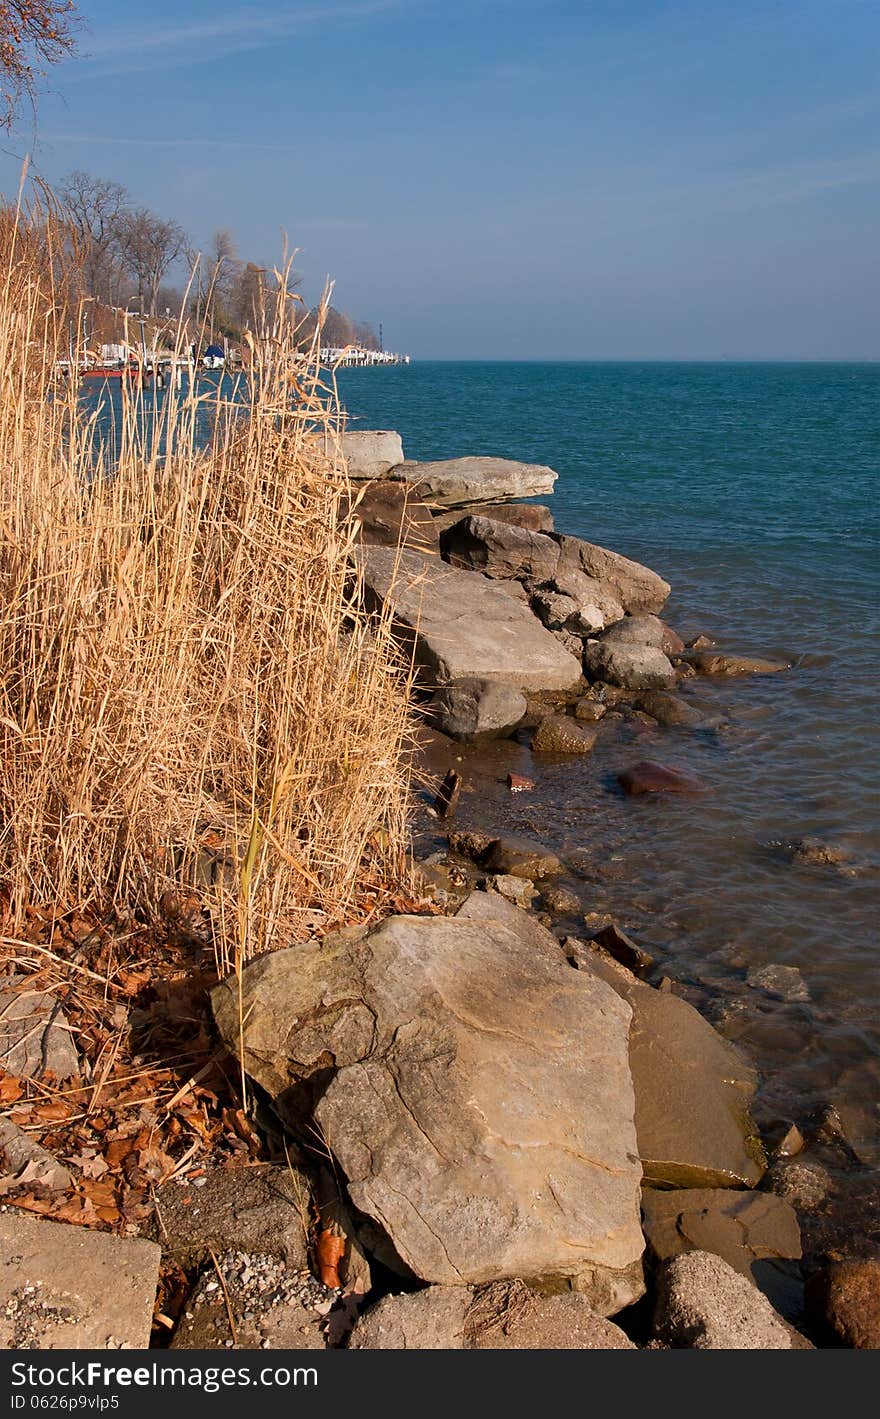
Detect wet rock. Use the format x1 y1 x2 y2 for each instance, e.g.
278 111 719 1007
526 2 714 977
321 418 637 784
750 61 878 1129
790 837 855 871
687 634 715 651
345 478 437 551
392 456 558 508
358 546 583 694
441 515 561 583
747 963 810 1003
540 885 581 916
683 651 790 676
0 1120 71 1193
574 697 608 722
429 679 527 742
584 642 676 692
569 946 765 1189
641 1189 803 1320
0 978 79 1081
555 535 671 615
532 714 598 755
618 760 708 796
764 1159 831 1209
634 691 704 728
600 614 667 649
342 430 405 479
447 829 496 863
660 624 686 656
653 1251 798 1349
150 1163 312 1271
483 835 563 879
589 923 655 978
491 874 538 907
805 1260 880 1349
433 769 461 817
0 1213 160 1349
213 902 644 1303
762 1121 806 1160
348 1283 636 1350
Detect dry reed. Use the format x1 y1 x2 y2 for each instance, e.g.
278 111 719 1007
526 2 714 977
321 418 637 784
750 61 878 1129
0 195 414 974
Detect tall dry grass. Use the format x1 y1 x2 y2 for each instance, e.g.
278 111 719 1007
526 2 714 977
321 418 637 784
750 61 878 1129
0 198 414 974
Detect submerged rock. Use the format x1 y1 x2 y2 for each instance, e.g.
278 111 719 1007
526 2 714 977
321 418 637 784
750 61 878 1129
746 963 810 1003
532 713 598 755
212 902 644 1303
618 760 708 796
683 650 790 676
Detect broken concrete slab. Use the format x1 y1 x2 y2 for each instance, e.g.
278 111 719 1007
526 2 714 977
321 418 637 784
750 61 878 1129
0 1212 160 1348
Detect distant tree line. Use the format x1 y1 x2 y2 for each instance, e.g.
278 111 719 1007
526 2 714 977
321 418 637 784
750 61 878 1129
57 170 380 348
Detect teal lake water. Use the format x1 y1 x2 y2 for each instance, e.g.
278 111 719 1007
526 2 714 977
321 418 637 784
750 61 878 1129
339 361 880 1246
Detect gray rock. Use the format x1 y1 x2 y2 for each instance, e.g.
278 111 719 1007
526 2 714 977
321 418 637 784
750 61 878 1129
653 1250 796 1349
530 589 580 630
391 456 558 507
441 515 561 583
584 641 676 691
555 536 671 615
348 1284 636 1350
600 614 667 649
358 547 583 694
429 679 527 742
641 1188 803 1320
213 905 644 1303
747 963 810 1003
570 947 764 1188
482 835 564 879
0 1120 71 1193
532 714 598 755
491 874 538 906
151 1163 312 1271
342 430 405 479
551 566 625 628
0 1213 160 1349
0 978 79 1081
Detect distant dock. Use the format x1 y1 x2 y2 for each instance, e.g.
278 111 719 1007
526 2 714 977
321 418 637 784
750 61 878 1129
321 345 410 367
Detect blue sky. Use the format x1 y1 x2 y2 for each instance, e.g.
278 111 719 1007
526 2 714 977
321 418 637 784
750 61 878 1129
1 0 878 358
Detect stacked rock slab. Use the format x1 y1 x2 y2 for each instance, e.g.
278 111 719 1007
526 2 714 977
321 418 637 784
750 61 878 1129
357 546 583 694
390 456 557 507
212 900 645 1310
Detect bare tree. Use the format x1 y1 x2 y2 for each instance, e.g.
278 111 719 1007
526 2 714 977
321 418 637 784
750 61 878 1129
117 207 188 317
58 170 130 304
0 1 80 129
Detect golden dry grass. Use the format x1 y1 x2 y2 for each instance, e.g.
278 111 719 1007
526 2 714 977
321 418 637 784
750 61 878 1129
0 197 414 975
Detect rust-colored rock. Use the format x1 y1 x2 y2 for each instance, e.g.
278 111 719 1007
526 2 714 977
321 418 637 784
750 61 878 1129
618 760 708 796
806 1260 880 1349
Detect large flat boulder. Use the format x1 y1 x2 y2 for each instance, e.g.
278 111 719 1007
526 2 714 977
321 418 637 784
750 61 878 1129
358 546 583 693
556 535 671 615
342 430 405 479
433 504 555 536
0 1213 160 1348
569 946 764 1189
440 515 561 583
213 904 644 1305
391 457 557 507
